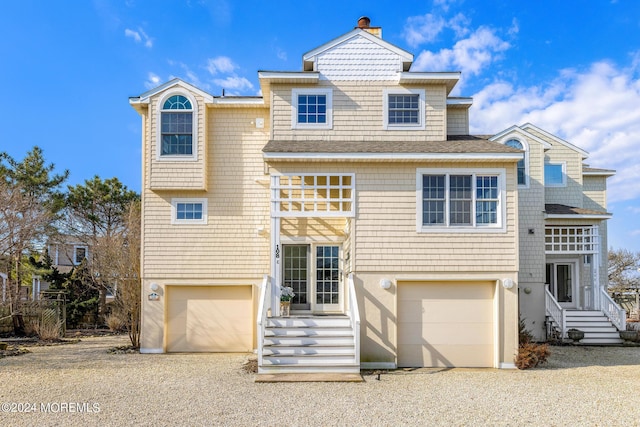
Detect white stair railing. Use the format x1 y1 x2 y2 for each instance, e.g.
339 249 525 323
545 285 566 338
347 273 361 367
600 288 626 331
256 275 271 367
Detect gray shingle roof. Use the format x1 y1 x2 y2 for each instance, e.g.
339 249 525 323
545 204 611 216
263 135 522 154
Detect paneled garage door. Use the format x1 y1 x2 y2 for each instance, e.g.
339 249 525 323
166 286 253 352
397 281 495 368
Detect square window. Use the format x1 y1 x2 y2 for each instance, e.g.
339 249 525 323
545 163 566 186
292 89 332 129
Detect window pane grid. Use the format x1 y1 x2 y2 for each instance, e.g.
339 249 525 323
421 172 500 228
161 111 193 156
316 246 340 305
388 94 420 124
176 202 203 220
298 94 327 124
284 245 308 305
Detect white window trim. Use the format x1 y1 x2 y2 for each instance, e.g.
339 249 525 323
544 161 567 187
291 88 333 130
156 91 198 162
73 245 88 265
502 137 529 189
171 198 208 225
383 88 425 130
416 168 507 233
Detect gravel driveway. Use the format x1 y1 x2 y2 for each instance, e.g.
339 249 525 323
1 335 639 426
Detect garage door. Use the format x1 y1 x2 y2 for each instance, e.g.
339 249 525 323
397 281 494 368
166 286 253 352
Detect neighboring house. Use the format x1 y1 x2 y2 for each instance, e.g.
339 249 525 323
130 17 620 373
32 237 89 300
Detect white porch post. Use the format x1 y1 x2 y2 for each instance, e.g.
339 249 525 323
270 175 281 316
592 225 601 310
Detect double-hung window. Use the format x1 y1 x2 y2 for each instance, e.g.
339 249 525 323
417 168 505 232
160 94 195 158
171 198 207 224
292 89 332 129
383 88 425 130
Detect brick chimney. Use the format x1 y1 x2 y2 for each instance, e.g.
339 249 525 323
356 16 382 38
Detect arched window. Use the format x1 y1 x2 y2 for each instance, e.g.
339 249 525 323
505 139 527 186
160 95 193 156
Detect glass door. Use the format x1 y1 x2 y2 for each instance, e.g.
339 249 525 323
546 262 576 308
315 246 341 312
283 245 310 311
282 244 342 313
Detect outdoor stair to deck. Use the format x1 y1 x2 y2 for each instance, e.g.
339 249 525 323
259 315 359 374
566 310 623 345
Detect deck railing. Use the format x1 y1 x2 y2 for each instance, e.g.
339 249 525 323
256 275 271 366
347 273 361 367
600 288 626 331
545 285 566 338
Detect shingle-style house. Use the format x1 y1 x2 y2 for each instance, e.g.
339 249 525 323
130 18 622 373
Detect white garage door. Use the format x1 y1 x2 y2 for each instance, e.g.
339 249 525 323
166 286 253 352
397 281 495 368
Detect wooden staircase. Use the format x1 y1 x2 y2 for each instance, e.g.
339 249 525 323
565 310 623 345
259 315 359 374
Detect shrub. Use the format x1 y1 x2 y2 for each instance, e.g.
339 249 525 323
32 318 63 341
105 313 126 332
515 318 550 369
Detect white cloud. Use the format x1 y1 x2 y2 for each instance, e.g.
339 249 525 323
413 26 510 76
403 14 446 48
213 76 253 92
144 72 161 89
125 27 153 48
471 58 640 204
206 56 237 75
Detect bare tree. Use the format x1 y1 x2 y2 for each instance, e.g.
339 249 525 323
608 248 640 291
98 201 141 347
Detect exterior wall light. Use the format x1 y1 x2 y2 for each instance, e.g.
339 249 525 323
150 283 159 292
502 278 514 289
380 278 392 289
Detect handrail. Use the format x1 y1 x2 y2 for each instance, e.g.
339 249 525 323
347 273 361 367
545 285 566 338
256 275 270 367
600 288 626 331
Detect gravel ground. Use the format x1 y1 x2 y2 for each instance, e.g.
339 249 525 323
1 335 640 426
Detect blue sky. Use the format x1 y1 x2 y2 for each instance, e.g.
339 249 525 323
1 0 639 251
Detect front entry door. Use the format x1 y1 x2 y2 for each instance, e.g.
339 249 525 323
282 244 341 313
546 262 577 308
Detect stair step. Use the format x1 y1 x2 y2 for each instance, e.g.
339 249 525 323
263 346 355 356
263 336 354 346
262 355 357 366
582 332 622 338
579 338 623 345
267 317 351 328
566 327 618 333
566 321 617 328
258 365 361 374
265 327 353 337
566 311 607 317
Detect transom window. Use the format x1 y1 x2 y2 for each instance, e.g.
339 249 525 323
292 89 332 129
161 94 193 157
171 198 207 224
383 89 425 130
544 162 566 187
505 139 527 186
417 169 505 231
